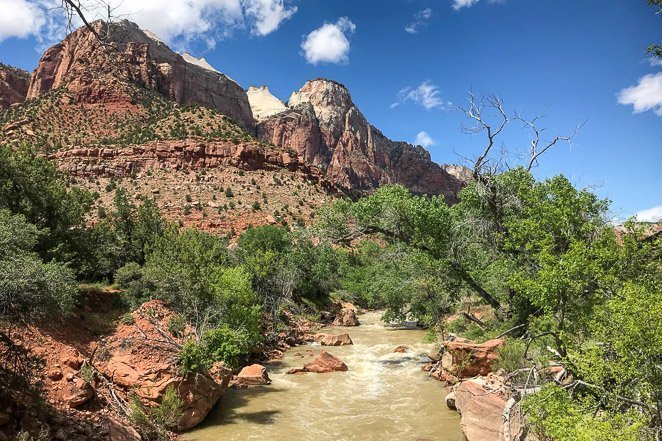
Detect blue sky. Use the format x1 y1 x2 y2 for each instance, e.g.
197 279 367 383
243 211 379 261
0 0 660 220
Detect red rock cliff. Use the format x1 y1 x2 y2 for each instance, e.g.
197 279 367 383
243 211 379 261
0 64 29 110
26 20 255 131
254 79 467 201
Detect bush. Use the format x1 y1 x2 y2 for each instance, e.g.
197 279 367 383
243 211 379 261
128 385 183 440
179 341 210 374
0 210 77 323
202 326 252 368
115 262 151 308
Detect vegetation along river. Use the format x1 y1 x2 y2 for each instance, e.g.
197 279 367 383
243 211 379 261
187 310 464 441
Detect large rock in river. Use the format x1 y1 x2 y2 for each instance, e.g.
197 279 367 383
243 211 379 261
236 364 271 386
333 308 360 327
304 351 348 373
315 333 353 346
285 351 349 374
442 338 504 378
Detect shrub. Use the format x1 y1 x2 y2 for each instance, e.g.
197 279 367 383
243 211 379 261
202 326 251 368
128 385 183 440
179 341 210 374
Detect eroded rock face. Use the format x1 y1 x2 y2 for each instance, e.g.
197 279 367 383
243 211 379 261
27 20 255 131
0 64 29 110
257 78 468 200
95 300 232 430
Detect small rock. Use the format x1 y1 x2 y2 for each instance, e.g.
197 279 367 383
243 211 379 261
47 370 63 381
445 391 457 410
393 345 409 353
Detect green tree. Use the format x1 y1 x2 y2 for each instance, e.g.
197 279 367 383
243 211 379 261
0 145 92 262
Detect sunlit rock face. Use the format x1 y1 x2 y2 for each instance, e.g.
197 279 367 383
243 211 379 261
0 64 29 110
27 20 255 131
257 78 468 200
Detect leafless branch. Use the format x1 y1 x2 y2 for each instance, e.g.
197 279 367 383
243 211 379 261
457 93 509 179
514 112 587 171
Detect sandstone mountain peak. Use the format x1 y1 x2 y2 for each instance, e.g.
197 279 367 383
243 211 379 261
181 52 221 73
257 77 466 200
247 85 287 120
26 19 255 130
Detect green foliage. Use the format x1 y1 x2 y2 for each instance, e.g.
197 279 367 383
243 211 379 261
0 209 77 323
0 145 92 261
115 262 152 308
523 385 650 441
179 341 210 374
202 326 253 368
74 190 165 281
128 385 183 440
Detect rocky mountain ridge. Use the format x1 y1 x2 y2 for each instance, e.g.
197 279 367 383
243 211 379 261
254 79 467 200
1 19 468 204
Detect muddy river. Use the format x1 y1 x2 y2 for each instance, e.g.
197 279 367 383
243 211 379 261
186 310 464 441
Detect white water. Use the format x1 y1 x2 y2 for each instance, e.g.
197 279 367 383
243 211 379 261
186 311 464 441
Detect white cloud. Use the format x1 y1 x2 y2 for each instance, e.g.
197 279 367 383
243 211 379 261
414 131 435 148
617 72 662 116
452 0 504 11
390 80 450 110
633 205 662 223
452 0 480 11
0 0 297 48
405 8 432 34
301 17 356 65
0 0 46 41
244 0 297 36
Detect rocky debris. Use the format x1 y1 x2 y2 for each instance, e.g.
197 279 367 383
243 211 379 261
62 378 94 408
333 307 360 327
257 78 468 200
95 300 232 430
393 345 409 353
105 417 142 441
454 377 508 441
442 338 504 378
247 86 287 120
27 20 255 131
286 351 348 374
236 364 271 386
314 333 353 346
0 64 29 110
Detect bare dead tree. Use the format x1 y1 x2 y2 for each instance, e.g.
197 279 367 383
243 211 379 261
514 112 587 171
59 0 121 44
457 92 509 180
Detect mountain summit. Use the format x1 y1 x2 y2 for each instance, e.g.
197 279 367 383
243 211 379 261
255 78 466 200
